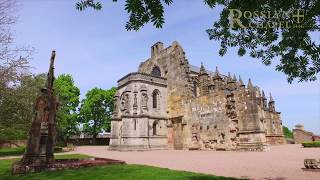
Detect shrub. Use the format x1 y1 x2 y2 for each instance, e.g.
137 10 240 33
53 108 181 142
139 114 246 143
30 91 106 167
302 141 320 148
54 146 63 152
282 126 293 139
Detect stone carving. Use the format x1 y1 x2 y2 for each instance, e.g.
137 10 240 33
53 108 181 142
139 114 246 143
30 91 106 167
37 90 49 130
113 94 119 117
228 121 237 133
304 159 320 169
133 93 138 114
189 124 200 150
121 93 130 114
141 92 148 114
272 121 277 134
226 93 237 119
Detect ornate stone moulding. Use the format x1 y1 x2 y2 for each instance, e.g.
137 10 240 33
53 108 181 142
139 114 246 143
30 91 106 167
118 72 166 84
120 114 167 120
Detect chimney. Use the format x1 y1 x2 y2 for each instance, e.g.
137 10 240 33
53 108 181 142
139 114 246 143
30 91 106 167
151 42 164 57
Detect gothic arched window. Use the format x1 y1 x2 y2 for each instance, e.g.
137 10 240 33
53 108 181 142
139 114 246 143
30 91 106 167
152 90 160 109
151 66 161 77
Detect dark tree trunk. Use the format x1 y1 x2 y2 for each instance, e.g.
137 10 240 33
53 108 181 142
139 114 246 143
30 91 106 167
92 133 97 145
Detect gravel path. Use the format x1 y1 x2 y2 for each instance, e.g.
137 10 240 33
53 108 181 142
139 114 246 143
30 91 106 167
73 144 320 180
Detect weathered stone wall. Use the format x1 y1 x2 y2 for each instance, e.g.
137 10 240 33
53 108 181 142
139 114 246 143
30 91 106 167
293 125 314 144
183 93 238 150
264 112 286 145
293 129 313 143
234 86 269 151
109 73 168 150
138 41 191 118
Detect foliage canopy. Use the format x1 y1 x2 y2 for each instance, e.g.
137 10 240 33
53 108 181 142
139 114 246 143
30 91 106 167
76 0 320 83
54 74 81 141
282 126 293 139
79 87 116 143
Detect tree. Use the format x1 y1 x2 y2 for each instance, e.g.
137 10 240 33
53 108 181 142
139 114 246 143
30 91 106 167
76 0 173 30
205 0 320 83
76 0 320 83
0 73 46 140
0 0 33 87
54 74 80 142
283 126 294 139
79 87 116 144
0 0 34 140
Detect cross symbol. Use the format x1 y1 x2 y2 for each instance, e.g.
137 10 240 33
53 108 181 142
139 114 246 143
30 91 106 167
292 9 304 24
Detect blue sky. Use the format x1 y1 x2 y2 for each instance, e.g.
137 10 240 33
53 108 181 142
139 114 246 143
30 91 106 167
14 0 320 133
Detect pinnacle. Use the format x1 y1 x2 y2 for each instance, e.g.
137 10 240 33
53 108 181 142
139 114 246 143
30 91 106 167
214 66 220 77
262 90 266 99
269 93 274 102
233 74 237 81
247 78 254 89
239 75 244 86
199 62 207 75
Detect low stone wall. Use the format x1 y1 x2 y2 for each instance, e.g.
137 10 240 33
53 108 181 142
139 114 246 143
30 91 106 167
0 140 26 148
12 158 125 175
66 138 110 146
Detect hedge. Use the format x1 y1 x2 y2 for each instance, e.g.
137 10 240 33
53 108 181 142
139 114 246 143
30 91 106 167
0 146 64 157
301 141 320 148
0 147 25 157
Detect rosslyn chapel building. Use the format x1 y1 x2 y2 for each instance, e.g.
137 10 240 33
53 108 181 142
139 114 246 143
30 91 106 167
109 41 286 151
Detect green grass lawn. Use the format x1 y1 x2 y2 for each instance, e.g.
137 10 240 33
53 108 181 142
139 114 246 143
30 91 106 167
0 154 241 180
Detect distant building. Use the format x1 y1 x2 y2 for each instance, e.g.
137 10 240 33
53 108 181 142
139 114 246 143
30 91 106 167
110 41 286 151
68 133 111 145
293 124 320 143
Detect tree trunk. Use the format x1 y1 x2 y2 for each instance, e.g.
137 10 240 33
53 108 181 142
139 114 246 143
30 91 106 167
92 133 97 145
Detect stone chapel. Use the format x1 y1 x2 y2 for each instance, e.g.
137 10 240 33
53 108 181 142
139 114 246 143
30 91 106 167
109 41 286 151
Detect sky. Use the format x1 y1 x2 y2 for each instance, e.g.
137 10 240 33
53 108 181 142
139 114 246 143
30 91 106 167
13 0 320 133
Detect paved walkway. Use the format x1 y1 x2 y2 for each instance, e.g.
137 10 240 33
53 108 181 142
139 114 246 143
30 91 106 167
73 144 320 180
